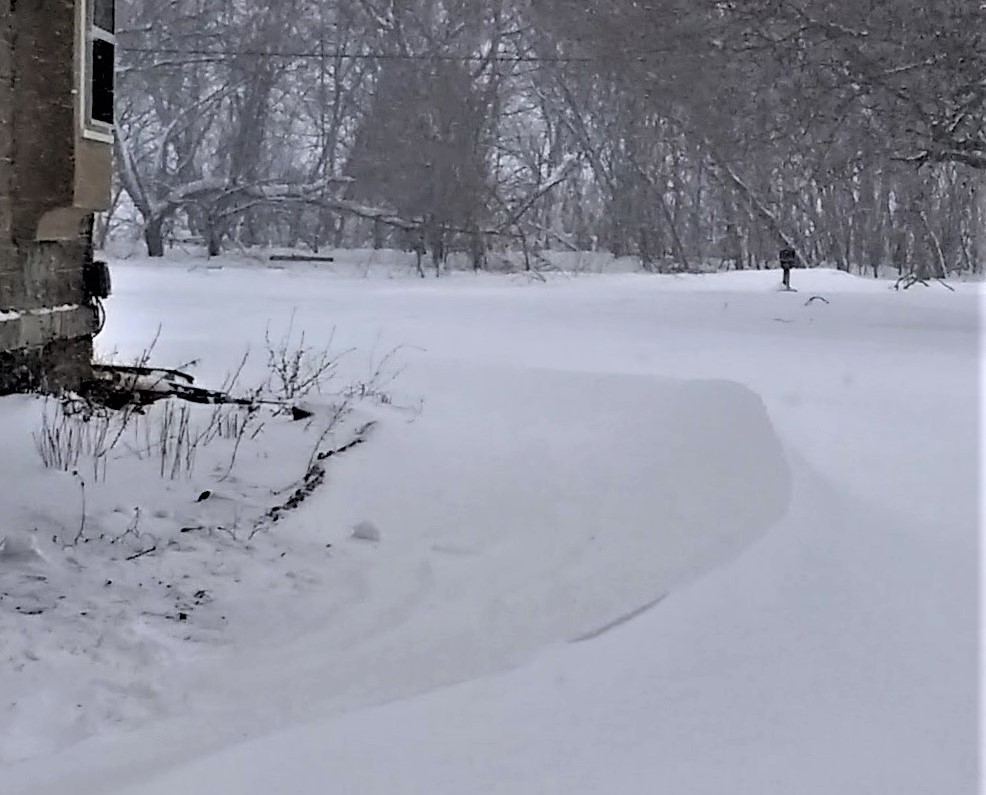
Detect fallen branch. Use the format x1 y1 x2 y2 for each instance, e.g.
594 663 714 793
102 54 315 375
894 273 929 290
126 546 157 562
317 425 374 461
269 254 336 263
250 422 376 538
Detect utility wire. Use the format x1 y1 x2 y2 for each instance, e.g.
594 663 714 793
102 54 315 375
116 44 666 64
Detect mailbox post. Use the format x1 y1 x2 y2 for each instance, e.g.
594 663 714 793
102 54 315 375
779 248 799 290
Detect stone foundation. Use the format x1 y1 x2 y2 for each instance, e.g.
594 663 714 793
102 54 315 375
0 335 92 395
0 235 97 396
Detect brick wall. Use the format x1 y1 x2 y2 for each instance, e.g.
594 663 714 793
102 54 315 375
0 0 17 304
11 0 77 244
0 0 95 395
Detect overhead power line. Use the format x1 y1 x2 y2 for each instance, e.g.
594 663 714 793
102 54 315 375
116 45 665 64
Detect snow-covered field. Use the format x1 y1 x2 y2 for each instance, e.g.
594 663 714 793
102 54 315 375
2 255 980 794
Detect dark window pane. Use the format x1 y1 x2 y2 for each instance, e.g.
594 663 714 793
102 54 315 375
93 0 114 33
91 38 114 125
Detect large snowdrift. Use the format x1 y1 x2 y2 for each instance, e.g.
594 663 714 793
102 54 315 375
4 362 793 795
91 455 978 795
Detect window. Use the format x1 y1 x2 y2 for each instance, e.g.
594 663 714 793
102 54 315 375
93 0 114 32
83 0 115 138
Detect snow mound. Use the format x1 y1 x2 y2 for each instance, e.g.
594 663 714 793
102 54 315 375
312 362 794 657
4 367 792 795
0 395 375 766
105 456 973 795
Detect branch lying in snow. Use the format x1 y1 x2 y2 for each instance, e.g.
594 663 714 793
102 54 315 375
250 422 376 539
893 273 949 291
893 273 956 292
126 546 158 562
316 424 375 462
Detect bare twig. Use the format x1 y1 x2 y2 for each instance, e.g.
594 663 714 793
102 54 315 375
73 472 87 546
126 546 158 562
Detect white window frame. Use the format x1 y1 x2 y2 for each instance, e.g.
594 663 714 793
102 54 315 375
80 0 115 143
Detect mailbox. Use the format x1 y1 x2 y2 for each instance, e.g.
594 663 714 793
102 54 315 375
779 247 799 290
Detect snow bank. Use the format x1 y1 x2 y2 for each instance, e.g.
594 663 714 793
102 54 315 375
0 392 377 764
4 365 792 795
305 363 794 662
97 453 975 795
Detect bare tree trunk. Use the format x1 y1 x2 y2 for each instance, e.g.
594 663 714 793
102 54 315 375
94 188 122 251
892 230 909 276
470 222 485 271
145 215 166 258
920 210 948 278
205 213 223 257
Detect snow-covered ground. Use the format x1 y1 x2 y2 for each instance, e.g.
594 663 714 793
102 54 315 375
2 255 980 794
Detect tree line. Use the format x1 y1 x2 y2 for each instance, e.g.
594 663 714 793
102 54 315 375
110 0 986 277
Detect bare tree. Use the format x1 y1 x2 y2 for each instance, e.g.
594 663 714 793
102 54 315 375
105 0 983 276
